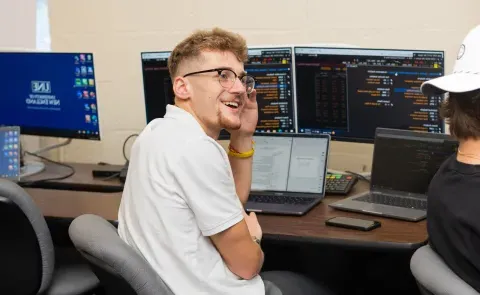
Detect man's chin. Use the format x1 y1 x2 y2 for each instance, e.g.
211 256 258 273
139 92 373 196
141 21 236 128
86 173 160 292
223 125 241 131
221 120 241 131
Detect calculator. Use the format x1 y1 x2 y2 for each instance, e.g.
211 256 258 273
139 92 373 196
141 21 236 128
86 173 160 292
325 173 358 195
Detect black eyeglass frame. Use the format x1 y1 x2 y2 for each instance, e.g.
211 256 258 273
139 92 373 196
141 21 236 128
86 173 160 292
183 68 256 94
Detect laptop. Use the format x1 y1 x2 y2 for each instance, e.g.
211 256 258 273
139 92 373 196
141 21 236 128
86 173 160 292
245 133 330 216
0 126 21 182
329 128 458 222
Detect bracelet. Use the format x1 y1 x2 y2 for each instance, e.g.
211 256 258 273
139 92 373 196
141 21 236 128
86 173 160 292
253 236 261 245
228 148 254 158
228 140 255 159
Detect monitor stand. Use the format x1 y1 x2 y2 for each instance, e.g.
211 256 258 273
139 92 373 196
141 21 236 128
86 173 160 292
20 161 46 178
20 138 72 179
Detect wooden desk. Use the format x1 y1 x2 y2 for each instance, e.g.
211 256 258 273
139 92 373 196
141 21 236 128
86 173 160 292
258 181 427 250
26 179 427 251
21 162 124 192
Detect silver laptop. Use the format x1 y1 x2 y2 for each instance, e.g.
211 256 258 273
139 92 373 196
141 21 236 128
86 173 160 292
329 128 458 222
245 133 330 216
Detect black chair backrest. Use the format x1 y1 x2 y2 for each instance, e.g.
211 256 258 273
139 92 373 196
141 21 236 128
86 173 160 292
68 214 174 295
0 179 54 295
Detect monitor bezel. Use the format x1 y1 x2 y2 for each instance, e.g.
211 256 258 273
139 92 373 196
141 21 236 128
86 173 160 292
293 46 446 144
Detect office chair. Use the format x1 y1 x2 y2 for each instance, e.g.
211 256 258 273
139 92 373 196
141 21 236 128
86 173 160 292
410 244 480 295
68 214 174 295
0 178 99 295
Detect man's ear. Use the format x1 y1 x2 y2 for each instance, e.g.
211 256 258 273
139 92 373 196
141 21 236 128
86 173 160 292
173 76 190 101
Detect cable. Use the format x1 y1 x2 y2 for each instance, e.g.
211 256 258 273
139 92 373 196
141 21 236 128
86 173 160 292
99 172 121 181
327 169 348 175
31 138 72 155
123 134 139 161
19 151 75 185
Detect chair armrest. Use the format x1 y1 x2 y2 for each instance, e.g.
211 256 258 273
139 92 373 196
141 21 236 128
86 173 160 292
410 245 479 295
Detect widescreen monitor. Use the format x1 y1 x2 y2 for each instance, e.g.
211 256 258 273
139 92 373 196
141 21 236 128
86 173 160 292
141 47 296 139
294 47 445 143
0 52 100 140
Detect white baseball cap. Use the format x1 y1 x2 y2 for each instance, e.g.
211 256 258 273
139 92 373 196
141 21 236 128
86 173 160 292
421 25 480 96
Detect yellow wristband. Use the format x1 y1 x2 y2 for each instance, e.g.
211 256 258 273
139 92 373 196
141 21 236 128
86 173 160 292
228 148 254 158
228 140 255 158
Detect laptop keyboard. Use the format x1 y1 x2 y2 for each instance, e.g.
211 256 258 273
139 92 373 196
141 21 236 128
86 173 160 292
249 195 316 205
355 193 427 210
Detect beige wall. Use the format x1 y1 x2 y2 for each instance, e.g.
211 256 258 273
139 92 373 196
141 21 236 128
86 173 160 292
1 0 41 153
48 0 479 171
0 0 36 49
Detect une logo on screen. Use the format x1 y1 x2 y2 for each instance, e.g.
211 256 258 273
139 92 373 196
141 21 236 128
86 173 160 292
31 81 52 94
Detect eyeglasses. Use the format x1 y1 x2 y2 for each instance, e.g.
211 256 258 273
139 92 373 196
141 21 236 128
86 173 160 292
183 68 256 94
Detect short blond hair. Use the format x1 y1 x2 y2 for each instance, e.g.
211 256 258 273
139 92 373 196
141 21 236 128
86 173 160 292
168 27 248 78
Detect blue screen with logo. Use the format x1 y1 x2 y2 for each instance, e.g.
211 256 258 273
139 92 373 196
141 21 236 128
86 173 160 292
0 52 100 140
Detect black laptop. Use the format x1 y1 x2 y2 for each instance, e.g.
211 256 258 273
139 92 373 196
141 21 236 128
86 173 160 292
329 128 458 221
245 133 330 216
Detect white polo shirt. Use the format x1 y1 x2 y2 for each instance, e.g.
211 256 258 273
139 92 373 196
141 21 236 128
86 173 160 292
118 105 264 295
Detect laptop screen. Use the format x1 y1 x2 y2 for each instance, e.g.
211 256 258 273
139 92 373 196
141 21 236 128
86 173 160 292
0 126 21 181
371 128 458 195
251 134 329 194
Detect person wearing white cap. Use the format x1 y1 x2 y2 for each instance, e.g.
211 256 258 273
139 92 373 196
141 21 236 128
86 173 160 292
423 24 480 292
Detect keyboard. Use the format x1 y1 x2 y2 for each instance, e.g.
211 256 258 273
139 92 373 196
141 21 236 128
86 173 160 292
249 195 316 205
354 193 427 210
325 173 358 195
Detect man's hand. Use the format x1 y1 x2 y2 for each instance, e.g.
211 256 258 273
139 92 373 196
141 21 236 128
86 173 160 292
228 90 257 205
229 89 258 139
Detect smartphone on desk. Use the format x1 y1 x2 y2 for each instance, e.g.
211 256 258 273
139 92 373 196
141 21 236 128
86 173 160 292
326 216 381 231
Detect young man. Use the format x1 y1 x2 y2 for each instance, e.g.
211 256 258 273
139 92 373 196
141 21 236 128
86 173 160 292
118 28 331 295
421 24 480 292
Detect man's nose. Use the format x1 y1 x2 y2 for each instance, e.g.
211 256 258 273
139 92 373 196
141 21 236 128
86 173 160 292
230 77 247 94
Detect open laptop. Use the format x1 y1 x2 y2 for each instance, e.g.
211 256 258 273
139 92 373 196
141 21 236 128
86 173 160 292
245 133 330 216
329 128 458 221
0 126 21 182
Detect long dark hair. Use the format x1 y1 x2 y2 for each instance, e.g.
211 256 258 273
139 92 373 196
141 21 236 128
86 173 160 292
440 89 480 140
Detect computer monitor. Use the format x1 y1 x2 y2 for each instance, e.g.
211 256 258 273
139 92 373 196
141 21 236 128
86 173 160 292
294 47 445 143
0 52 100 140
141 51 229 139
141 48 296 139
141 51 174 125
246 47 295 134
